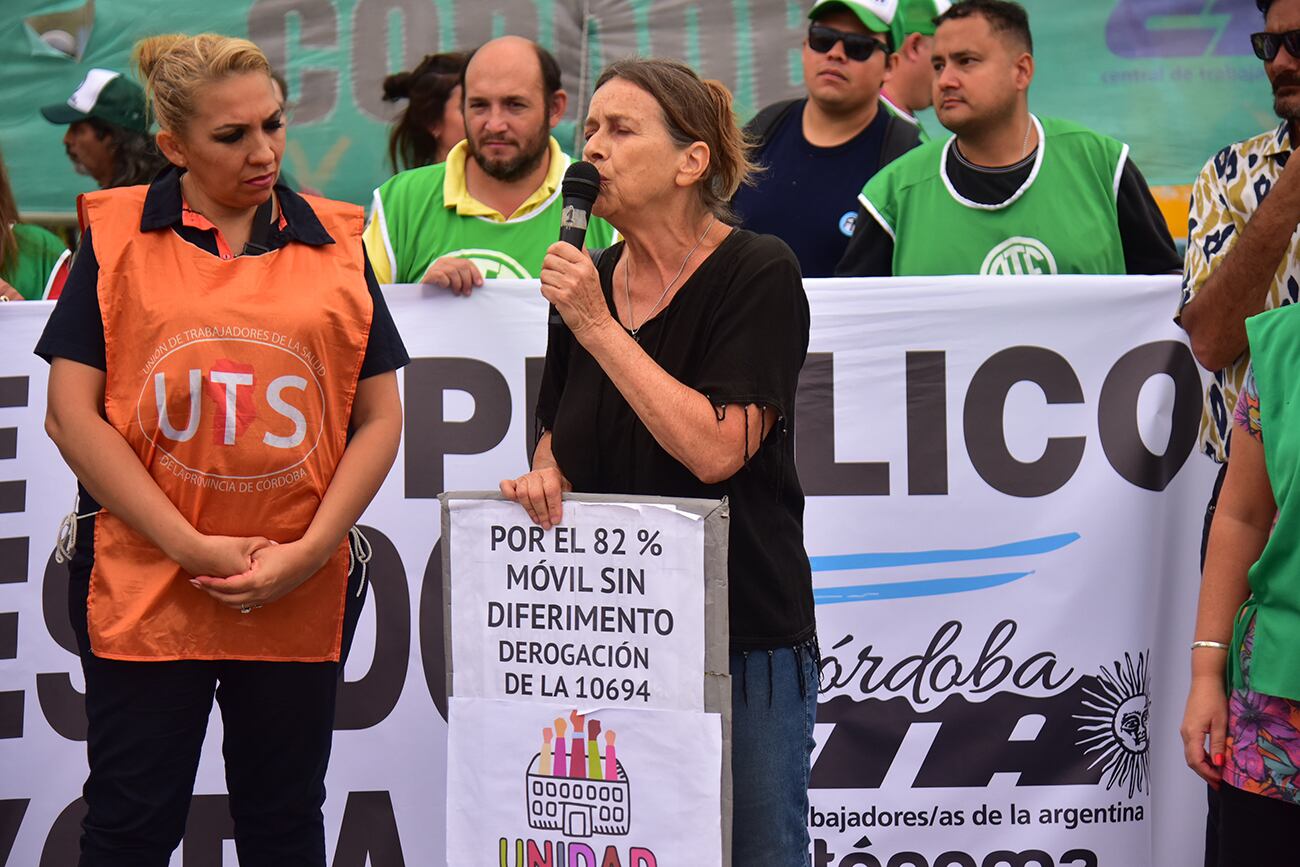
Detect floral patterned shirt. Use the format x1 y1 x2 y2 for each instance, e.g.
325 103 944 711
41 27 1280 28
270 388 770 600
1224 367 1300 803
1181 122 1298 464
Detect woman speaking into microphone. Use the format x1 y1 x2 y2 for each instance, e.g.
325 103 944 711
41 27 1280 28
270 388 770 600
36 33 407 865
501 58 816 866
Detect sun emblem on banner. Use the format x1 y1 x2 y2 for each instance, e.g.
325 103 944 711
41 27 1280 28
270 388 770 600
1074 651 1150 797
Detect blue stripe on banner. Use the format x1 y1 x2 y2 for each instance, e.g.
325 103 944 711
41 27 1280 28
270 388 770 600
813 571 1034 605
808 533 1080 573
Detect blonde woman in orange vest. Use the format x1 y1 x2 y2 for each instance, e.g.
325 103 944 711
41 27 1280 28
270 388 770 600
36 34 407 866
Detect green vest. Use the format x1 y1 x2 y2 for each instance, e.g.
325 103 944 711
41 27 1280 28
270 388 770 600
371 156 615 283
861 116 1127 276
1 224 69 300
1235 307 1300 700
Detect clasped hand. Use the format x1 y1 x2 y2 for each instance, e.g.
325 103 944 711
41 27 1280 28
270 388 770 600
540 242 613 339
183 534 328 611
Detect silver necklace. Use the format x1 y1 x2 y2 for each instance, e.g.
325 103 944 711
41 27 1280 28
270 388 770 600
623 216 715 341
1021 117 1033 159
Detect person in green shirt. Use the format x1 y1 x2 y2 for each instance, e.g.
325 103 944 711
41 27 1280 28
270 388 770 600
0 147 70 301
837 0 1179 277
363 36 613 290
880 0 952 143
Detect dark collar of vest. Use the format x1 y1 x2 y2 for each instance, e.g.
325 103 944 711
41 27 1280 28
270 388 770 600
139 164 335 247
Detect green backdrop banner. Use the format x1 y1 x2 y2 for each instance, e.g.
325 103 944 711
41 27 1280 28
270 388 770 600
0 0 1276 217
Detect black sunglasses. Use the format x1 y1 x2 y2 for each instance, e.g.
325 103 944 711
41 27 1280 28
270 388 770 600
808 25 886 62
1252 29 1300 61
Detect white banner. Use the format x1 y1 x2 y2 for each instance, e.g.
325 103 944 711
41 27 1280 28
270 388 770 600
448 498 707 712
799 277 1210 867
0 277 1212 866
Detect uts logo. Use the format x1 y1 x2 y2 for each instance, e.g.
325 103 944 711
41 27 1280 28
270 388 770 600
980 237 1058 276
446 247 532 280
136 334 326 481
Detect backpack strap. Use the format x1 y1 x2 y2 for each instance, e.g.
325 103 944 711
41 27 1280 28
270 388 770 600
878 109 923 169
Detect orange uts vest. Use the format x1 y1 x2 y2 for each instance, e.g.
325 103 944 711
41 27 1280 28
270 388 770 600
81 186 372 662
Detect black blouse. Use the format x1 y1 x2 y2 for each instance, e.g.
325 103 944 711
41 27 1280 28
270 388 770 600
537 229 815 650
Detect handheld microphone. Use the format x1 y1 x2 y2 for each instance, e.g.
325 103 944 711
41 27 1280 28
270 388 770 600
558 161 601 248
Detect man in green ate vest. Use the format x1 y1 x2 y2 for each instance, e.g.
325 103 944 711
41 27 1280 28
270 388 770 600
836 0 1180 277
364 36 613 291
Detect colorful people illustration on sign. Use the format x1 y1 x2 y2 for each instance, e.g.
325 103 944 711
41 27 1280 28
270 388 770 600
527 709 630 838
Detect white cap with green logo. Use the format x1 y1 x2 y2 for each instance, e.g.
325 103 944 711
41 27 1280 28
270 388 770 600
808 0 899 38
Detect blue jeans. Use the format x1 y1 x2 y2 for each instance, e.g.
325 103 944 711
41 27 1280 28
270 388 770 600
731 641 819 867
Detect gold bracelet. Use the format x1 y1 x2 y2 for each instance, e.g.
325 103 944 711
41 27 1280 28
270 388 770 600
1191 640 1230 651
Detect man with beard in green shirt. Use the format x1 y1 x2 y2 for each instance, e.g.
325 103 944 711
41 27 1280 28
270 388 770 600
364 36 612 290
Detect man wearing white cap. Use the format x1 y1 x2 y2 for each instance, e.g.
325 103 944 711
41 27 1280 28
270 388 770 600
880 0 952 142
732 0 920 276
41 68 165 189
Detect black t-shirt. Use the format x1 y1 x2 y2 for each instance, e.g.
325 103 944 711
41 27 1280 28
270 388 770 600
732 100 889 278
835 145 1183 277
537 229 816 650
35 165 411 514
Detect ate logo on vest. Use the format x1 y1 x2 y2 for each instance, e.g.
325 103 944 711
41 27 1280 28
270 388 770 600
447 247 532 280
136 332 327 481
979 237 1059 276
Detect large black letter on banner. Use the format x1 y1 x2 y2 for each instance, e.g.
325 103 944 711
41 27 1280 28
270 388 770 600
39 799 85 867
795 353 890 496
525 355 545 459
404 359 511 498
335 526 409 730
907 351 948 495
38 547 85 741
1097 341 1201 491
332 791 406 866
421 540 448 721
0 799 27 864
912 681 1104 787
963 347 1085 497
0 376 26 741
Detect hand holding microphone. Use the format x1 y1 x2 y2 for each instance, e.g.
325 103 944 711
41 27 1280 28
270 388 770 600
541 162 613 341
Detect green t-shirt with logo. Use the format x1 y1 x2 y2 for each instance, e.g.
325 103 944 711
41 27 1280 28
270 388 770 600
368 157 615 283
860 116 1127 276
1 224 70 300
